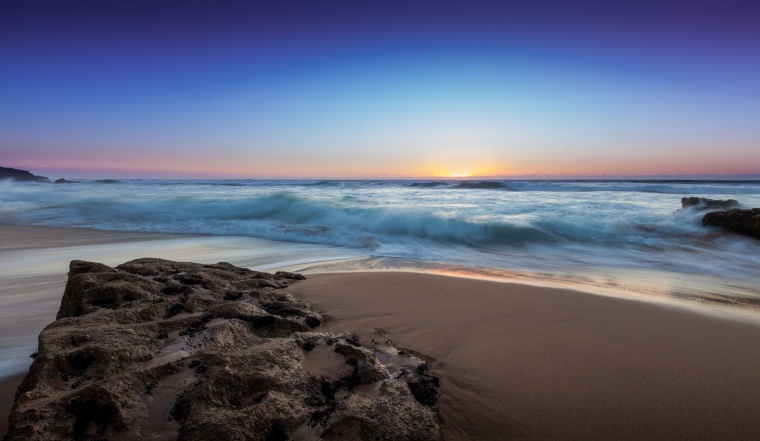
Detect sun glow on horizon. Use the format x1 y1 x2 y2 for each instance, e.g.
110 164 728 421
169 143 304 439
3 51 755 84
428 162 506 179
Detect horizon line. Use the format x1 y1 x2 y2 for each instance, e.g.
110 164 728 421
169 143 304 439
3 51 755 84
7 164 760 181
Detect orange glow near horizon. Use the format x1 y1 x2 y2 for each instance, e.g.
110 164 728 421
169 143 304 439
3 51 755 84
9 146 760 180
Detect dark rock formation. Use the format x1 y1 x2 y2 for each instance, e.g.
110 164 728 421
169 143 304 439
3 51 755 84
5 259 441 441
54 178 74 184
702 208 760 239
0 167 50 183
681 197 739 211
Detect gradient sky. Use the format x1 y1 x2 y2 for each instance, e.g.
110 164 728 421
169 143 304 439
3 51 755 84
1 0 759 178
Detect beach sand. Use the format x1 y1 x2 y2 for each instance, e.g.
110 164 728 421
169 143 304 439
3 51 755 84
2 225 760 440
290 272 760 441
0 374 23 438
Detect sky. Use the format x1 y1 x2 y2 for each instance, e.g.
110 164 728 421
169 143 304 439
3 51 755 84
1 0 759 179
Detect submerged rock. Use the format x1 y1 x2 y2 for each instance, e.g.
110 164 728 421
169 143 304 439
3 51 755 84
681 197 739 211
702 208 760 239
5 258 441 441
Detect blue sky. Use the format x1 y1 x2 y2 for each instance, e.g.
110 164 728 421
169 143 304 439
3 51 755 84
1 0 759 178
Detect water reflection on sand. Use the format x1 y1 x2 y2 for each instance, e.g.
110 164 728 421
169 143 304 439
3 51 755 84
0 227 363 378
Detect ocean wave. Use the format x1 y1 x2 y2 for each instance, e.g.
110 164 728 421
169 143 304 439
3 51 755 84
453 181 512 190
2 179 759 258
3 179 760 303
408 181 450 188
54 178 760 195
0 188 562 248
397 179 760 194
308 180 341 187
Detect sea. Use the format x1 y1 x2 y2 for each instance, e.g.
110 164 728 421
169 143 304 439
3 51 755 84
2 178 760 377
2 178 760 301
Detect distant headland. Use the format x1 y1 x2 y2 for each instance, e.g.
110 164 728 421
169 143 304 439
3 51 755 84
0 167 71 183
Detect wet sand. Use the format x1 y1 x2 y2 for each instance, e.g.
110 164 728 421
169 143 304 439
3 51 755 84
290 272 760 441
0 374 23 438
0 224 362 380
3 225 760 440
0 226 184 379
0 224 180 252
0 225 183 379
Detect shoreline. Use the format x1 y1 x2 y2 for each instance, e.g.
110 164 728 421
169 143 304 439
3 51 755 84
0 224 364 379
298 258 760 317
4 224 760 316
3 225 760 439
291 272 760 441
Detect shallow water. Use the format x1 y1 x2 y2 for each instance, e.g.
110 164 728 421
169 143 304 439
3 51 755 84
1 178 760 377
0 232 361 377
1 178 759 295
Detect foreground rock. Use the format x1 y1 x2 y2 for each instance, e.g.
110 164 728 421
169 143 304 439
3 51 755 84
681 197 739 211
5 259 441 441
0 167 50 183
702 208 760 239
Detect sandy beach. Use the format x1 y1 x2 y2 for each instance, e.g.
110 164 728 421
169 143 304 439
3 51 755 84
2 225 760 440
291 272 760 441
0 375 23 438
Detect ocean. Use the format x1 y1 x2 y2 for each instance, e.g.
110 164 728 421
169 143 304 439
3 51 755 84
2 178 760 303
2 177 760 377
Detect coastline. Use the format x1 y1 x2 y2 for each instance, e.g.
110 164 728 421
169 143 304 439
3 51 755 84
0 225 192 381
0 224 363 379
2 225 760 440
291 272 760 441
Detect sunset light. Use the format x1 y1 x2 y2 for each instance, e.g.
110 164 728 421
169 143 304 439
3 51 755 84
2 0 758 179
2 2 760 441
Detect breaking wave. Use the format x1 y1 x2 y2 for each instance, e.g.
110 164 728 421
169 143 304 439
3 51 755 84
453 181 512 190
1 178 759 280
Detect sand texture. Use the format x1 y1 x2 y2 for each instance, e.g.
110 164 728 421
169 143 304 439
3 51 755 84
3 224 760 440
0 374 24 438
291 272 760 441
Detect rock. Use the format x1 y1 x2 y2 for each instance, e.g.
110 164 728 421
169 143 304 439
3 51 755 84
681 197 739 211
0 167 50 183
54 178 74 184
274 271 306 280
5 258 442 441
702 208 760 239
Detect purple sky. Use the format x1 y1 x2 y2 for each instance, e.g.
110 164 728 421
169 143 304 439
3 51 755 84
1 0 759 178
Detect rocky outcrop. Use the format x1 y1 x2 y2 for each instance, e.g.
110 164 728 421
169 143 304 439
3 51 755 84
5 259 441 441
54 179 75 184
681 197 739 211
0 167 50 183
702 208 760 239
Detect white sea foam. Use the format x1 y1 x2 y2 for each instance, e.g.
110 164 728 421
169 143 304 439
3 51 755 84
1 178 759 298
